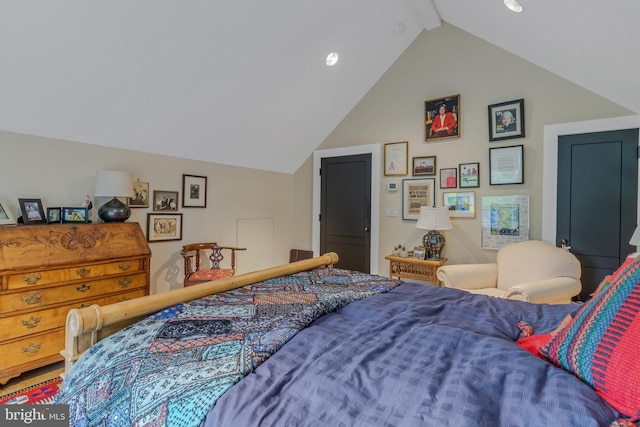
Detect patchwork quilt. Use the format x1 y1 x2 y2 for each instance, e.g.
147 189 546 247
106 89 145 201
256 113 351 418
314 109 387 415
54 268 401 427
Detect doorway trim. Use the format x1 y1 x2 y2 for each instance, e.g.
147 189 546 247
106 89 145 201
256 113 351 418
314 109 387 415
542 114 640 245
313 144 381 274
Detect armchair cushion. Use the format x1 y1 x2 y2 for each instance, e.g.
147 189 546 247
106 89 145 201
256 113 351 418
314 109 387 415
188 268 235 282
437 263 497 290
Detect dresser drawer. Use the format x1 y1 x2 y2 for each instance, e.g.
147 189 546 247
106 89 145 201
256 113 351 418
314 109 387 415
0 329 65 371
0 289 147 342
0 273 147 314
6 259 145 290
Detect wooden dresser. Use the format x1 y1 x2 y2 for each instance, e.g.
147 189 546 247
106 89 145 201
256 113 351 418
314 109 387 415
0 222 150 385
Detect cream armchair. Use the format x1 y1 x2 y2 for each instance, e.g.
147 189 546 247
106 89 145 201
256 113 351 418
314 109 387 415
436 240 582 304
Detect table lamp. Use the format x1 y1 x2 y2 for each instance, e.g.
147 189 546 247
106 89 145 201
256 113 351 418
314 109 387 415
415 206 453 260
94 171 134 222
630 224 640 247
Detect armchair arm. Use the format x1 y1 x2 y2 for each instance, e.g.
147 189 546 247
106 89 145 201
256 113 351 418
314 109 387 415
503 277 581 304
436 263 498 290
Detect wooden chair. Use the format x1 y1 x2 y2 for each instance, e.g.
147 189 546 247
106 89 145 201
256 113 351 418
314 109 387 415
289 249 314 263
181 243 246 287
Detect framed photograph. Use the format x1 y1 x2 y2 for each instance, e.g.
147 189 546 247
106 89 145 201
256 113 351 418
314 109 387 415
488 99 525 141
490 145 524 185
439 168 457 189
402 178 435 220
62 207 89 223
384 141 408 176
481 195 530 250
0 201 17 225
129 180 150 208
459 162 480 188
182 174 207 208
425 94 460 141
47 207 62 224
413 246 426 260
412 156 436 176
153 190 179 211
443 191 475 218
18 198 46 224
147 213 183 242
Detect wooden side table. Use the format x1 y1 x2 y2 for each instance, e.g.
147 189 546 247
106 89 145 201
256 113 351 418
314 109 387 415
385 255 447 286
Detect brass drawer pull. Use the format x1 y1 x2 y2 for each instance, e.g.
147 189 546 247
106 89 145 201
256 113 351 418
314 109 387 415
76 267 91 277
23 273 42 285
76 283 91 293
22 293 42 305
119 278 132 288
119 262 132 271
22 316 41 329
22 342 41 355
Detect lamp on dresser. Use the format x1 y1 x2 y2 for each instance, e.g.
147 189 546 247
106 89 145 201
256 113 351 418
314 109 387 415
415 206 453 260
94 170 134 222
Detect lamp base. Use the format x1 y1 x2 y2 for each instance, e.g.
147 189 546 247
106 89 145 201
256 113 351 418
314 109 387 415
422 230 446 260
98 197 131 223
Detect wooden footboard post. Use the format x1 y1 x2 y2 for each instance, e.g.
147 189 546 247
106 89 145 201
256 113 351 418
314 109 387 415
61 252 339 374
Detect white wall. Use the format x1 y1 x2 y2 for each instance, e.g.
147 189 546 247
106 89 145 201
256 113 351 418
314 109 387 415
294 23 634 275
0 131 294 294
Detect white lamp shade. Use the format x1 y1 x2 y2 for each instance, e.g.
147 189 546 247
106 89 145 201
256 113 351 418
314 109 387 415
94 171 134 198
630 225 640 246
415 206 453 231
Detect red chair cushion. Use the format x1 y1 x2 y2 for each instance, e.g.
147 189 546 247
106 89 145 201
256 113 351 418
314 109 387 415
189 269 235 282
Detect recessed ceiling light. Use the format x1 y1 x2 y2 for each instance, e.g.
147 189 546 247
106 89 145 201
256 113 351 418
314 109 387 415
504 0 523 12
326 52 339 66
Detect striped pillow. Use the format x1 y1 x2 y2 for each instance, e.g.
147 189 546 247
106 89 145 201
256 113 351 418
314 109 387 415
542 253 640 417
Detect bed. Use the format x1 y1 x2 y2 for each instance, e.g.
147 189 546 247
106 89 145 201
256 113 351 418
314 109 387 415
55 252 639 426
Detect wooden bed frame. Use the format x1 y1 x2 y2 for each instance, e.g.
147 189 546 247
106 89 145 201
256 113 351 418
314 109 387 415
61 252 338 374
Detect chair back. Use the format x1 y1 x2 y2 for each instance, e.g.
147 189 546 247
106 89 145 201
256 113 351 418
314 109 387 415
181 242 246 287
496 240 581 290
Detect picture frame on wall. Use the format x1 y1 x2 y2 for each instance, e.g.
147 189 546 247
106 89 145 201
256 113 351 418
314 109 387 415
384 141 408 176
425 94 460 141
62 207 89 223
153 190 179 211
182 174 207 208
443 191 475 218
147 213 183 242
489 145 524 185
439 168 457 189
481 195 530 250
402 178 435 220
459 162 480 188
18 198 46 224
0 201 17 225
129 180 150 208
47 207 62 224
412 156 436 176
488 99 525 141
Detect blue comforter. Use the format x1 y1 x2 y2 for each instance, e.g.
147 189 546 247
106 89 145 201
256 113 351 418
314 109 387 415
204 281 621 427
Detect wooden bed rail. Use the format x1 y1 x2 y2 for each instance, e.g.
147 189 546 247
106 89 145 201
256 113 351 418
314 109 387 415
61 252 338 374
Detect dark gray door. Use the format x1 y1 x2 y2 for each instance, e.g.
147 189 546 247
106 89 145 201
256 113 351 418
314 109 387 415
557 129 638 301
320 154 371 272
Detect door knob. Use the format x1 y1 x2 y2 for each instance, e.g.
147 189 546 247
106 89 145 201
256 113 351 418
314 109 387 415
560 238 571 251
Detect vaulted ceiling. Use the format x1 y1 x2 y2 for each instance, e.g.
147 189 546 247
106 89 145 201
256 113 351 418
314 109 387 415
1 1 638 173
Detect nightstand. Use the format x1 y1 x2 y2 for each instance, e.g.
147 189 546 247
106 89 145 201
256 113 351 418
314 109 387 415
385 255 447 286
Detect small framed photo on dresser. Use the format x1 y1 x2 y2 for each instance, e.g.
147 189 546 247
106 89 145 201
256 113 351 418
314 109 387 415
18 198 46 224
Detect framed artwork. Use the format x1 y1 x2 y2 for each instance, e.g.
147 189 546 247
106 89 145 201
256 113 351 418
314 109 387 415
402 178 435 220
62 207 89 223
425 94 460 141
47 207 62 223
443 191 475 218
489 145 524 185
481 195 530 250
147 213 183 242
153 190 179 211
182 174 207 208
439 168 457 189
18 198 46 224
413 246 426 260
384 142 408 176
488 99 525 142
412 156 436 176
459 162 480 188
129 180 150 208
0 201 17 225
